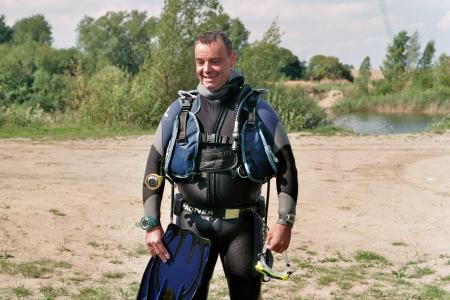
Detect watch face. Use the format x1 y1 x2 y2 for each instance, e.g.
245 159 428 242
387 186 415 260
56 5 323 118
140 217 160 231
140 218 150 229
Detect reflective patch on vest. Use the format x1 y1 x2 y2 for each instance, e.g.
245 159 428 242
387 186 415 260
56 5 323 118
197 145 236 172
240 121 278 183
164 111 200 178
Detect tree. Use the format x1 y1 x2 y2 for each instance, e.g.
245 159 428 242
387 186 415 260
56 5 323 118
30 69 70 112
129 0 223 126
278 47 306 80
237 20 289 85
435 54 450 87
12 15 52 45
200 11 249 54
79 65 131 125
355 56 371 94
381 31 409 80
406 30 420 70
228 18 249 53
417 40 435 70
77 10 157 74
307 55 353 81
0 15 13 43
0 49 32 105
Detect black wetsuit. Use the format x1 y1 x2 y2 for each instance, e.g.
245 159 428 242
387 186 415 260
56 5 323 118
143 76 298 299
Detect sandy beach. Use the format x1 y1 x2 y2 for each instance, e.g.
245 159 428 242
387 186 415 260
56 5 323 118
1 132 450 299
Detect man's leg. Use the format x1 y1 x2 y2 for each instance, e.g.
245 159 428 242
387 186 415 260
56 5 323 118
221 211 262 300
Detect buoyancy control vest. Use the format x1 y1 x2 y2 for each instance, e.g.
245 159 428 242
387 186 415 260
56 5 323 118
163 85 278 183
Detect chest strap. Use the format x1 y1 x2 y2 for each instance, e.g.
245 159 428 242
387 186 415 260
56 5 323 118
201 133 232 144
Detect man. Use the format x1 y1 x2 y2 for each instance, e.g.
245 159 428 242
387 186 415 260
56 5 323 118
142 31 298 299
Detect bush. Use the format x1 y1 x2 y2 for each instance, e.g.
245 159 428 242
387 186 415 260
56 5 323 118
30 69 71 112
0 49 32 105
266 84 327 131
79 65 131 125
0 104 45 127
333 86 450 114
307 55 353 82
435 54 450 88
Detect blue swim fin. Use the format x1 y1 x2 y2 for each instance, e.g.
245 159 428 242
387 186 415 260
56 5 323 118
137 224 211 300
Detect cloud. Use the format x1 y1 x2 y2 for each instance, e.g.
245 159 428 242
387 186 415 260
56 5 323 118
437 11 450 31
2 0 162 48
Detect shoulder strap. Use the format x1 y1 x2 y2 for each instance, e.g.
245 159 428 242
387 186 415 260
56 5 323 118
246 93 258 126
176 90 197 144
244 88 268 126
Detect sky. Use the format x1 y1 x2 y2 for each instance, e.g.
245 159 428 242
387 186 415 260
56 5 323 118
1 0 450 68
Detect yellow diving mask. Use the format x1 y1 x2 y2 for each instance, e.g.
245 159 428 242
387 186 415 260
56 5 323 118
255 245 293 281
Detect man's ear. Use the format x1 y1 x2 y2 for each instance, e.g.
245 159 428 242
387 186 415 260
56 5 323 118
229 51 237 67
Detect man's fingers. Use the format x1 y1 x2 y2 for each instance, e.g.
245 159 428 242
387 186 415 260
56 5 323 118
147 247 156 257
155 242 170 260
151 240 170 262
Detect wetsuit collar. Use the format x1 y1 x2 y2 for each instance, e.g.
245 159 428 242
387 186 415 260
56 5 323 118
197 69 244 101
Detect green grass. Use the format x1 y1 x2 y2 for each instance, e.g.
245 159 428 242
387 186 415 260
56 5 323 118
315 265 366 290
355 250 390 265
0 125 152 140
320 256 340 263
333 86 450 115
109 259 123 265
115 281 140 300
301 125 354 136
103 271 126 279
392 241 408 247
125 244 148 258
419 284 450 299
87 241 100 248
49 208 66 216
12 285 32 298
431 115 450 133
0 258 71 278
39 285 69 299
74 287 111 300
204 250 450 299
410 266 435 278
67 272 90 284
317 274 334 285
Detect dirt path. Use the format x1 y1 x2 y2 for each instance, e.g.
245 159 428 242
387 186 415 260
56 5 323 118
317 89 344 111
1 132 450 299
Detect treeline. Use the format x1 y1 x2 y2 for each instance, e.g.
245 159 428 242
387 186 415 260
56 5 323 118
0 4 317 131
0 0 354 132
337 30 450 114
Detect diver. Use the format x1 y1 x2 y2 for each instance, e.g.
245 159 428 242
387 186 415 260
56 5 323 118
141 31 298 299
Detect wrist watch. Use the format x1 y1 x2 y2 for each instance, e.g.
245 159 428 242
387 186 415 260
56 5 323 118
279 214 295 225
139 216 161 231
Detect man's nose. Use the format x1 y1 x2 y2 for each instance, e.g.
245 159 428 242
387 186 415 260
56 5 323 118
204 61 212 73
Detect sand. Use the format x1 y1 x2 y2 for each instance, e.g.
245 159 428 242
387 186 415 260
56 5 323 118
1 132 449 299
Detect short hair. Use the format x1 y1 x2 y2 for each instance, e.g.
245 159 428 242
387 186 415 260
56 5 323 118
194 31 233 54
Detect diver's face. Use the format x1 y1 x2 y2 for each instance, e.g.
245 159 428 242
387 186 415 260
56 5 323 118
195 40 236 92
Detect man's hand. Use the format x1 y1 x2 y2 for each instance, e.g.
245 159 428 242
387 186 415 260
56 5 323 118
145 225 170 262
265 223 292 253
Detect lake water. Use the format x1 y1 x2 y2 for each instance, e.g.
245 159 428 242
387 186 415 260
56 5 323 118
332 113 440 135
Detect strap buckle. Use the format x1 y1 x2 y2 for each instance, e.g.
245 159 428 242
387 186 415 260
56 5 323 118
224 209 240 219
